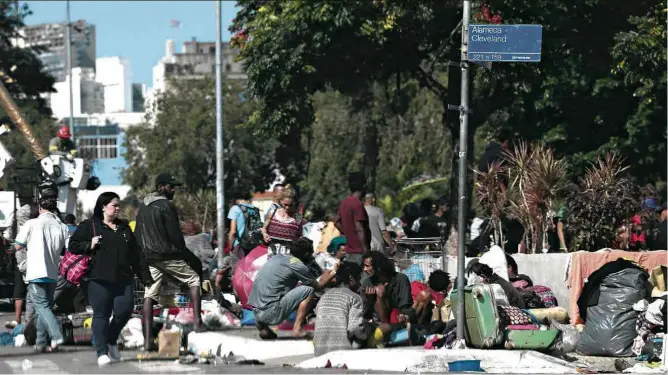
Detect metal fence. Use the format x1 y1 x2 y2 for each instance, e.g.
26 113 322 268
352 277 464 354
393 237 447 281
132 277 214 312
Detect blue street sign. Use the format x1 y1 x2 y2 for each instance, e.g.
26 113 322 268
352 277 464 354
467 24 542 62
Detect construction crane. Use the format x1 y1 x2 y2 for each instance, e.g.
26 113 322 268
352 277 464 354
0 71 93 216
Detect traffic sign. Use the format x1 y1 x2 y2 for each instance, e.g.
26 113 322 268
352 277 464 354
467 24 542 62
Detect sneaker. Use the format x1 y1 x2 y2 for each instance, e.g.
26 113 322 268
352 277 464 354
107 345 121 361
4 320 18 329
97 355 111 367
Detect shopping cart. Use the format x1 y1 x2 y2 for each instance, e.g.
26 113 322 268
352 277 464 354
132 276 214 312
393 237 447 281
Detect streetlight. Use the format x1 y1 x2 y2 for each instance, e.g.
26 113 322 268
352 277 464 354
65 0 74 142
215 1 226 270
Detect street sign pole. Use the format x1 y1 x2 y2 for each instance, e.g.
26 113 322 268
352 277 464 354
215 0 226 270
65 0 74 142
455 0 471 344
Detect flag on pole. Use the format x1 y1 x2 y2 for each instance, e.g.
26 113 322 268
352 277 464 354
170 19 181 28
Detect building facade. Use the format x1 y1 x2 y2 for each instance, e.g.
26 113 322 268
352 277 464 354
72 121 130 214
49 67 104 119
151 38 246 94
16 21 96 82
96 57 132 113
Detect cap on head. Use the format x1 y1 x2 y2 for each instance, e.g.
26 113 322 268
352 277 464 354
155 173 182 187
57 125 71 139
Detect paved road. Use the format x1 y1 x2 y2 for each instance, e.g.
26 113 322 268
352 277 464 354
0 347 377 374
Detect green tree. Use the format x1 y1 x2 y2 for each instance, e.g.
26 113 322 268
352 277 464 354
477 0 666 185
0 1 56 197
231 0 462 181
122 78 276 199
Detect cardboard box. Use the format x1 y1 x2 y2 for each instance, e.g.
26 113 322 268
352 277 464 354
158 330 181 357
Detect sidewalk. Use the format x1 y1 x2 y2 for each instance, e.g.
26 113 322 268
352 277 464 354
188 328 316 365
298 348 579 373
188 329 582 373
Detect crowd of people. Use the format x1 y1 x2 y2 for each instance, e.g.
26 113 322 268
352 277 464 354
2 163 666 365
2 174 208 366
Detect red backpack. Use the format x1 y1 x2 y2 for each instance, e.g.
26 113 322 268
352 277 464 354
59 222 94 285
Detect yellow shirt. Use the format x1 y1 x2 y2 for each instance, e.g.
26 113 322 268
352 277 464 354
129 221 136 232
316 222 340 253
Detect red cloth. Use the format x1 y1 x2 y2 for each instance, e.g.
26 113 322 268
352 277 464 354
410 281 446 306
337 196 369 254
567 250 667 325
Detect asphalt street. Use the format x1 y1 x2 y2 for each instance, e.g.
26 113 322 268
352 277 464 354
0 346 381 374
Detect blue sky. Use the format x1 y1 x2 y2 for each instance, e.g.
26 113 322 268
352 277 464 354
23 0 236 87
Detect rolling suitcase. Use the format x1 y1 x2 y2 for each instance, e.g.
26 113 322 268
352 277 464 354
451 284 560 350
450 283 508 348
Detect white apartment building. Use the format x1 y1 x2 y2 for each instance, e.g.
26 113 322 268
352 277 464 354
96 57 132 113
49 67 104 119
151 38 246 94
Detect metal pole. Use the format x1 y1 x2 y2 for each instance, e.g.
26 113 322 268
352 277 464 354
65 0 74 142
215 1 226 270
455 0 471 343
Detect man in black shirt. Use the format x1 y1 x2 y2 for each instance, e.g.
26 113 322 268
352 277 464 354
417 197 450 238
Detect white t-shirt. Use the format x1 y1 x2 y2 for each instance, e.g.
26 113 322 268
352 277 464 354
15 212 69 282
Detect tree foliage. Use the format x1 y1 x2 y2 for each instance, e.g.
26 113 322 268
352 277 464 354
122 78 277 199
0 1 56 197
564 154 641 250
233 0 666 202
478 0 666 185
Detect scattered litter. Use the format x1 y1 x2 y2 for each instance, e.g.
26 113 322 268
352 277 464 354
21 359 32 371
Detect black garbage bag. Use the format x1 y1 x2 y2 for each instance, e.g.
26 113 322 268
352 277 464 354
577 267 650 357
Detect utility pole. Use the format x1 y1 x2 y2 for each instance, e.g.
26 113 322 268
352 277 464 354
215 0 226 269
455 0 471 343
65 0 74 142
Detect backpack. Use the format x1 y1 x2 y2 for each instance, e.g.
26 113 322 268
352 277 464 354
238 205 264 254
59 222 94 286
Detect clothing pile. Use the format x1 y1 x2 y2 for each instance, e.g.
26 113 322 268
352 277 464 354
632 296 667 358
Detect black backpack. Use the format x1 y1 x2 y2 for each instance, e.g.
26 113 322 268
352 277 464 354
238 205 263 254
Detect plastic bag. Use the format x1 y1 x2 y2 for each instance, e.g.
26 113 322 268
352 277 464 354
201 300 241 329
550 319 581 353
577 267 650 357
120 318 144 349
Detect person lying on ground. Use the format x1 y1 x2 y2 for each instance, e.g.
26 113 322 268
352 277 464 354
411 270 452 325
469 262 526 309
505 254 558 307
313 261 367 356
248 237 336 339
361 252 415 345
505 254 533 288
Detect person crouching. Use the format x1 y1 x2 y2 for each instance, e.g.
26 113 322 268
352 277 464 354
248 237 336 339
313 261 366 356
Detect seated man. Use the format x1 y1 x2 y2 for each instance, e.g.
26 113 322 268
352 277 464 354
362 252 414 345
315 236 346 271
248 237 335 339
469 262 526 309
313 262 367 356
412 270 451 324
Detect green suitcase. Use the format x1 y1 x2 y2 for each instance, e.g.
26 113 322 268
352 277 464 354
451 284 560 350
450 284 506 348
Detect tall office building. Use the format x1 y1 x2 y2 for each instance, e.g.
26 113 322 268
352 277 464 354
15 20 96 82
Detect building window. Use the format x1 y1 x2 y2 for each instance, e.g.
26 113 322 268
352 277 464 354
225 64 231 72
78 137 118 159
